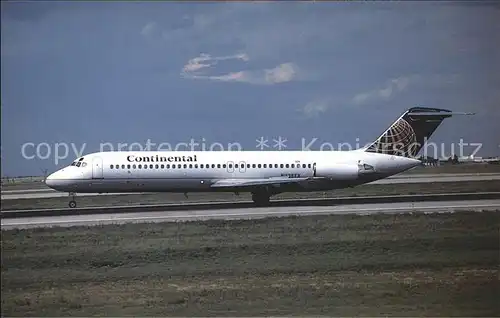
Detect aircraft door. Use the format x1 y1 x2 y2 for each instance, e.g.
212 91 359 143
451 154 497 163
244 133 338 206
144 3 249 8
312 162 317 177
226 161 234 173
239 161 246 173
92 157 104 179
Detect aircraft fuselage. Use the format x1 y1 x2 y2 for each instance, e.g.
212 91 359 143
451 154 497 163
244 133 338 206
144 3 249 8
45 150 420 194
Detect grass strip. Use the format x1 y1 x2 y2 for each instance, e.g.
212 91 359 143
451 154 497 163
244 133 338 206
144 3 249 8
2 210 499 316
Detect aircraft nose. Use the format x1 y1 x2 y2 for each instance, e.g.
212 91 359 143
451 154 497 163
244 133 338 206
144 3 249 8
45 172 58 189
45 169 69 191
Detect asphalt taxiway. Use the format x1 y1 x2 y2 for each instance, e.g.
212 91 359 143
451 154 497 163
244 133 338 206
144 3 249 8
2 199 499 230
2 173 500 200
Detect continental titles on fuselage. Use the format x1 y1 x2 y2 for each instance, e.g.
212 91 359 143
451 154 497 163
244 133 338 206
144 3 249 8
127 155 198 163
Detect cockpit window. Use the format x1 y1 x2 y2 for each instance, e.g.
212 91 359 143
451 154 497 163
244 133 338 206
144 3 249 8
71 160 87 167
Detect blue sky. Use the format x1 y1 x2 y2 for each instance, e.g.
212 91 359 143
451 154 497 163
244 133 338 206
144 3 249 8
1 1 499 177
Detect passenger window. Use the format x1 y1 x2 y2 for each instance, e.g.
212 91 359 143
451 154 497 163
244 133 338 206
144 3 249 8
160 164 164 169
280 164 284 168
263 164 267 168
127 164 131 169
122 164 125 169
223 164 227 168
200 164 204 168
258 164 261 168
133 164 136 169
285 164 289 168
252 164 256 168
291 164 295 168
149 164 153 169
110 164 113 169
235 164 238 168
155 164 159 169
189 164 193 168
308 164 312 168
171 165 175 169
138 164 142 169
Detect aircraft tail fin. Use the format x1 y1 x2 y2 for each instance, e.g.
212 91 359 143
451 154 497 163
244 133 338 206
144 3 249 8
364 107 473 158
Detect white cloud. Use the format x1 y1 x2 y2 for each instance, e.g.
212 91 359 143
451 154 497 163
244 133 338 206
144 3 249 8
181 53 249 74
301 99 330 117
352 75 419 105
265 63 297 84
141 22 157 37
351 74 460 105
181 53 299 85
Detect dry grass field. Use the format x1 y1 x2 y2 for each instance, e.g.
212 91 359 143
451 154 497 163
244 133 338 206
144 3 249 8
2 210 499 316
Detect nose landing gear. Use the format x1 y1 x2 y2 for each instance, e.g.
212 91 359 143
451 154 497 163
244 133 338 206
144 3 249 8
68 192 77 208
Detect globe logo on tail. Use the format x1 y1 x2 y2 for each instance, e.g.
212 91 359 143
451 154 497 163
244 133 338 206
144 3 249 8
369 118 419 158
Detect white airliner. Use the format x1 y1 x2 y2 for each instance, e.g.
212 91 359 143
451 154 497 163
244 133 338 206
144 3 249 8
45 107 469 208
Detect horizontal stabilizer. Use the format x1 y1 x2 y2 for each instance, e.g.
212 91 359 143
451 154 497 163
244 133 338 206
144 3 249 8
408 111 475 116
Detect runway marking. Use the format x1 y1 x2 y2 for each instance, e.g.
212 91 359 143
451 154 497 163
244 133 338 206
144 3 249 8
4 203 499 227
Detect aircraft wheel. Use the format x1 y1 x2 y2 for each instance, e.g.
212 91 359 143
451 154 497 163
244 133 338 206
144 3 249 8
69 200 77 208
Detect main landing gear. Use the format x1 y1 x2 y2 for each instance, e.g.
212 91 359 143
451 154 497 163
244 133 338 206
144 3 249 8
251 191 271 207
68 192 77 208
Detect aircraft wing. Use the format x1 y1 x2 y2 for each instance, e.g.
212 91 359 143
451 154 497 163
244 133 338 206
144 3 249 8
210 177 311 188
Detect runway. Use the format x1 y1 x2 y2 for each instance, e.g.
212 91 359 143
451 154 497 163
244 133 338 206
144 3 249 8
2 173 500 200
2 199 499 230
